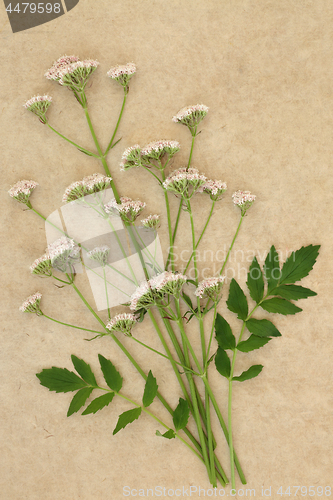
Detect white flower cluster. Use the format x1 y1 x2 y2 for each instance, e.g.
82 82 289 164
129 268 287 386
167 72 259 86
130 271 187 311
203 179 227 201
19 292 42 314
140 214 160 229
120 144 141 171
62 173 113 203
107 63 136 88
104 197 146 223
106 313 137 336
87 246 110 266
172 104 209 129
45 55 99 88
163 167 207 199
30 252 52 277
120 140 180 171
47 236 81 272
24 94 52 123
8 180 39 204
195 276 225 300
232 190 256 215
44 55 79 80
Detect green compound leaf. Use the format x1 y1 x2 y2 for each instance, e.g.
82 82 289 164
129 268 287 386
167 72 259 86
215 347 231 379
182 292 194 312
271 284 317 301
246 318 282 337
36 367 88 393
264 246 281 293
279 245 320 285
247 257 264 303
67 387 94 417
142 370 158 408
237 335 271 353
215 313 236 350
98 354 123 392
71 355 98 387
156 429 176 439
82 392 115 415
233 364 263 382
261 298 302 315
113 407 142 435
173 398 190 432
226 278 248 320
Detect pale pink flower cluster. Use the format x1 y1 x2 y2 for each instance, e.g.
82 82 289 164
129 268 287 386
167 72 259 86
163 167 207 198
19 292 42 314
44 55 79 81
120 145 141 171
104 197 146 223
45 55 99 87
232 190 256 215
106 313 137 336
62 173 112 202
107 63 136 88
8 180 39 204
203 179 227 201
195 276 225 300
30 252 52 277
87 246 110 266
141 140 180 159
172 104 209 127
47 236 81 272
141 214 160 229
130 272 187 311
24 95 52 109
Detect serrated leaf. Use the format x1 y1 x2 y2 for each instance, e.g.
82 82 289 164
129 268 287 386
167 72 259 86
271 284 317 301
67 387 93 417
280 245 320 285
173 398 190 432
98 354 123 392
233 364 263 382
237 335 271 352
156 429 176 439
142 370 158 407
36 367 88 393
264 246 281 292
215 313 236 350
246 318 282 337
261 298 302 315
82 392 115 415
247 257 264 303
214 347 231 379
71 355 97 387
113 407 142 435
226 279 248 320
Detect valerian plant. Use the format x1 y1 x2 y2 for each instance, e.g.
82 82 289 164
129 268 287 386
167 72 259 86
9 55 320 490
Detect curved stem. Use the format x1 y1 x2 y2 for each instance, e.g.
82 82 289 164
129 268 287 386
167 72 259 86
104 89 127 155
46 124 99 158
219 214 244 276
42 314 105 335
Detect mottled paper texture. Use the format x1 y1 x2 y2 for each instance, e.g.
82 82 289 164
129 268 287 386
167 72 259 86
1 1 332 499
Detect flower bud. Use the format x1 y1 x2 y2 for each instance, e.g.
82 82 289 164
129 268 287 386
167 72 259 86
195 276 225 301
232 190 256 216
19 292 43 315
104 197 146 223
8 180 39 205
106 313 137 336
107 63 136 92
87 246 110 267
24 95 52 124
172 104 209 134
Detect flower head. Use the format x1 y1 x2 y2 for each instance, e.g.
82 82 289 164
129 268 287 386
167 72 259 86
195 276 225 300
19 292 43 315
44 55 80 81
24 95 52 123
107 63 136 90
140 214 160 230
47 236 81 272
58 59 99 88
62 173 112 203
232 190 256 215
120 145 141 171
163 167 207 199
8 180 39 205
30 252 52 277
87 246 110 266
172 104 209 132
106 313 137 336
149 271 187 297
203 179 227 201
141 140 180 165
104 197 146 223
130 281 155 311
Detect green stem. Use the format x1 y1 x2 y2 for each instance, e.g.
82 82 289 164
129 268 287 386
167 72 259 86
46 124 99 158
219 214 244 276
104 89 127 155
103 267 111 320
42 314 105 336
187 127 197 169
161 170 174 272
165 199 183 270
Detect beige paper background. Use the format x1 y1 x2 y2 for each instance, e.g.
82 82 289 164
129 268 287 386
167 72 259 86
1 1 332 498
